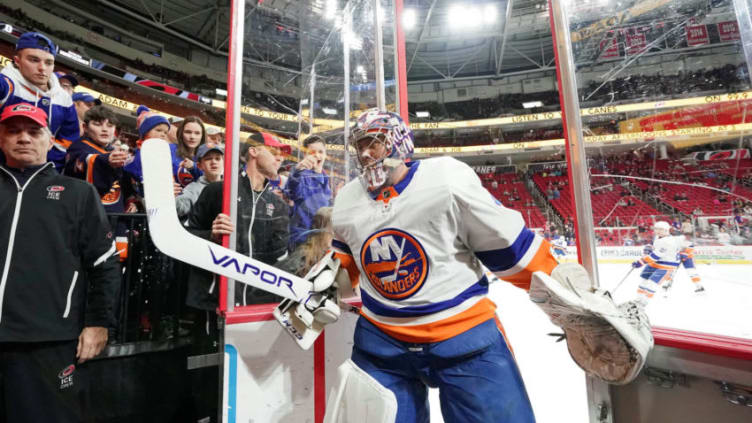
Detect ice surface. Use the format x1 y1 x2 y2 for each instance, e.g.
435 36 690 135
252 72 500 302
428 262 752 422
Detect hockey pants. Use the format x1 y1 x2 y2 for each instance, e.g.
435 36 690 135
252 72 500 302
351 316 536 423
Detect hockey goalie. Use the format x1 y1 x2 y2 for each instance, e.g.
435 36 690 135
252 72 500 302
141 109 653 423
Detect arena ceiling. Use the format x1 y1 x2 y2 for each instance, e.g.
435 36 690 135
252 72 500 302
49 0 554 81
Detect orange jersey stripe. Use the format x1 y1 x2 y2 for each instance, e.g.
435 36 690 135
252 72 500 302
361 297 497 344
648 262 677 270
501 239 557 291
54 138 72 149
334 251 360 289
85 154 98 184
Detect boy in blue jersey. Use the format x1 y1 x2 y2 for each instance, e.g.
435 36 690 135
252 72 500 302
0 32 80 171
286 134 331 251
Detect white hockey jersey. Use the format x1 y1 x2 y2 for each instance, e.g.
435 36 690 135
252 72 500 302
640 235 688 269
331 157 557 343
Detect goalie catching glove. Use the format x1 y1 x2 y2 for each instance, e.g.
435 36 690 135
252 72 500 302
529 263 654 385
274 251 346 350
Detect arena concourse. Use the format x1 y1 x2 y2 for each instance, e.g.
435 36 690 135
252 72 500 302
1 0 752 422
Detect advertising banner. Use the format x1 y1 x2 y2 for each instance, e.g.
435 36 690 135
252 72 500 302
719 21 741 42
686 24 709 46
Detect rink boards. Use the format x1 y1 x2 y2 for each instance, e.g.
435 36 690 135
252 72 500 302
222 305 359 423
558 245 752 264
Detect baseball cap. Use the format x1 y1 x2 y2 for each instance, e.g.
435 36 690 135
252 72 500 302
16 32 58 56
197 144 224 160
206 126 222 136
72 92 102 105
0 104 49 128
55 72 79 87
246 132 292 154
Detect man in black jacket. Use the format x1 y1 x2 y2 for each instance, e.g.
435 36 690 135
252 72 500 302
0 104 120 422
187 133 291 310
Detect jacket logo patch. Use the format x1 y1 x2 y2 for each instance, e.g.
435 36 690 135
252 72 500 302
58 364 75 390
46 185 64 200
360 228 429 300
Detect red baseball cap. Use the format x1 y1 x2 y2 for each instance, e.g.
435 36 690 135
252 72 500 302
0 104 49 128
248 132 292 154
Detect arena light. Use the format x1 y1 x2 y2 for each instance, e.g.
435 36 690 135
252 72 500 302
342 28 362 50
322 107 337 115
449 4 481 30
215 88 227 97
416 111 430 118
325 0 337 20
402 8 417 30
483 4 497 24
523 101 544 108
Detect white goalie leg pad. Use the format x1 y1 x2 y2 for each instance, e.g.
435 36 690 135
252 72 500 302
323 359 398 423
529 263 654 385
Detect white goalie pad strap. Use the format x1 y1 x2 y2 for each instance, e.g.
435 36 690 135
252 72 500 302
323 359 398 423
529 263 654 385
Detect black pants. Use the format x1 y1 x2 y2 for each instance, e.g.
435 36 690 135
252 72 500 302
0 340 86 423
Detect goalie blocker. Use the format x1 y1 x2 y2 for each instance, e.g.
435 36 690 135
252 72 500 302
529 263 654 385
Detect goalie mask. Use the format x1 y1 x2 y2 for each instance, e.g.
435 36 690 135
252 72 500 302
350 109 414 193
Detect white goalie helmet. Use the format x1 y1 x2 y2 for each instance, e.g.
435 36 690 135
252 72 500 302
350 109 414 193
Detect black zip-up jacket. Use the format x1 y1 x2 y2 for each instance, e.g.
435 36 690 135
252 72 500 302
0 163 120 342
186 170 289 309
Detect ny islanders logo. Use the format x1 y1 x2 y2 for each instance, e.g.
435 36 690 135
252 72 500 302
360 228 429 300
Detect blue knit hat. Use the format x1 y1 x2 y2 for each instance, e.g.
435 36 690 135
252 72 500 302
136 106 170 139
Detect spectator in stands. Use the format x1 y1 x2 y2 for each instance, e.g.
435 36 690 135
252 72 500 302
0 104 120 422
186 133 290 306
681 218 693 235
64 106 136 214
205 126 224 147
717 226 731 245
167 116 183 144
55 71 78 96
71 92 101 135
0 32 80 172
171 116 206 187
176 144 223 218
285 134 332 252
123 105 171 186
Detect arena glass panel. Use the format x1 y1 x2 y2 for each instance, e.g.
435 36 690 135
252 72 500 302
224 0 395 311
558 0 752 342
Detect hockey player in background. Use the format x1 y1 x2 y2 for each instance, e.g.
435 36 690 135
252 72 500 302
318 110 650 422
632 221 703 305
661 236 705 294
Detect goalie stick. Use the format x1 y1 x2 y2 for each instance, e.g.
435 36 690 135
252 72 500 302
140 138 313 303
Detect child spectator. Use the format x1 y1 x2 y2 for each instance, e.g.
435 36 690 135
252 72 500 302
64 106 135 213
176 144 223 218
171 116 205 187
286 135 331 251
123 105 171 186
205 126 224 147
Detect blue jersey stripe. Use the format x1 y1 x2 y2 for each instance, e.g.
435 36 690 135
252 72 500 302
474 228 535 272
332 239 352 255
362 276 489 318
